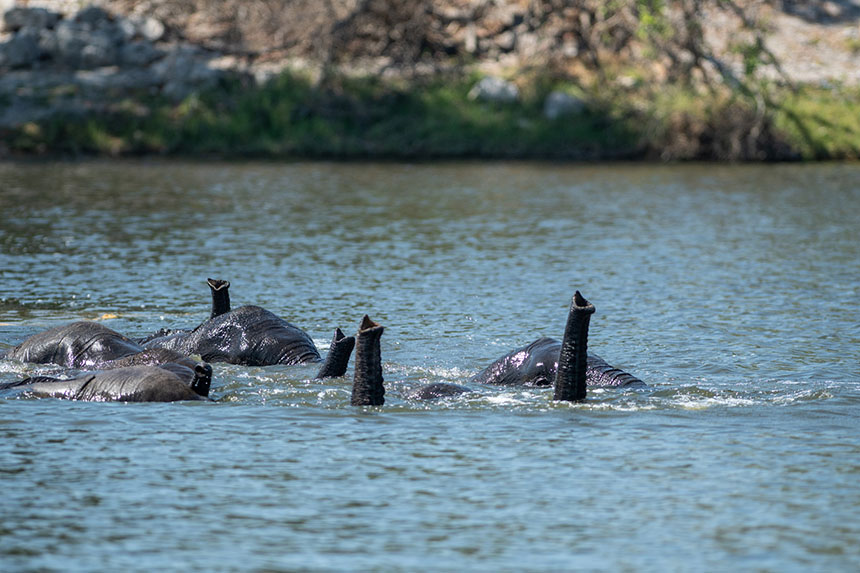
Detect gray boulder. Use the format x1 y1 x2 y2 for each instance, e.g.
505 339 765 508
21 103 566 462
135 17 165 43
116 17 137 42
152 45 221 99
41 14 125 69
3 7 59 32
0 28 41 68
468 76 519 104
120 40 162 67
114 16 164 43
543 91 586 119
74 6 113 26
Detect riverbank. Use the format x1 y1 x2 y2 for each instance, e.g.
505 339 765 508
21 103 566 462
7 72 859 161
2 1 859 161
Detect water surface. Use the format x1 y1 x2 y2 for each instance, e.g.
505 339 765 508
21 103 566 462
1 161 858 571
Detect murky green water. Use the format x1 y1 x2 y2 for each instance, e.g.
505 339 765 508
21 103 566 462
1 161 858 571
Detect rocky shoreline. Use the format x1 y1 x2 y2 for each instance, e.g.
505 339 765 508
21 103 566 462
1 1 859 160
0 5 241 128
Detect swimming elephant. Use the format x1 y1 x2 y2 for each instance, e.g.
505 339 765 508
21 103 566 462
350 292 599 405
5 321 148 369
471 294 644 390
99 347 208 383
406 381 473 400
3 321 207 379
0 363 213 402
142 279 354 376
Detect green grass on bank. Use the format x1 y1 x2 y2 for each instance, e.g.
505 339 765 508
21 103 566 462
5 73 639 159
772 85 860 160
4 71 860 161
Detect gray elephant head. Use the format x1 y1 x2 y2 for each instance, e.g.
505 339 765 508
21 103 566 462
1 362 213 402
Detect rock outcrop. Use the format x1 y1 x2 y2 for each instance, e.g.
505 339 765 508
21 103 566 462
0 5 237 127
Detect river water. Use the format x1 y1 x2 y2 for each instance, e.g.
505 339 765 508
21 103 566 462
0 161 858 571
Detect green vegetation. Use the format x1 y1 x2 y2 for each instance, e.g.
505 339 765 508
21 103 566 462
4 70 860 161
4 72 638 159
772 85 860 160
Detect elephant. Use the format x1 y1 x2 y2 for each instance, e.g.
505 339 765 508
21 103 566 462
4 321 151 369
2 320 210 382
350 292 638 406
470 296 644 390
406 381 473 400
0 363 213 402
142 279 354 376
99 348 209 383
471 340 644 389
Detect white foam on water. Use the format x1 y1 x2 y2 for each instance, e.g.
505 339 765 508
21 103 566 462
673 395 758 410
588 401 658 412
421 365 473 380
774 388 835 404
484 393 530 406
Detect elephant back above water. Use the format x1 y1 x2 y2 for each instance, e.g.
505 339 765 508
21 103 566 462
470 336 645 388
4 321 144 369
143 305 322 366
0 363 213 402
99 347 206 383
140 279 354 374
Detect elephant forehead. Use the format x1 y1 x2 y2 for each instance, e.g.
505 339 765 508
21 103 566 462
512 347 557 373
524 338 561 363
507 349 530 368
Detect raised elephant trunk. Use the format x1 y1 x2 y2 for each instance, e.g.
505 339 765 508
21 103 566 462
315 328 356 379
553 291 595 402
207 278 231 320
351 315 385 406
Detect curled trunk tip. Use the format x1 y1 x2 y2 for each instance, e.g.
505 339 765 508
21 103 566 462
360 314 382 333
207 278 230 291
573 290 595 314
207 278 231 319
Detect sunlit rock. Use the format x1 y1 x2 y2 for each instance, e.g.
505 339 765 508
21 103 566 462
2 6 59 33
543 91 585 120
0 27 40 68
468 76 519 104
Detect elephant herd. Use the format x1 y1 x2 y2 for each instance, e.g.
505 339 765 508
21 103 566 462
0 279 645 406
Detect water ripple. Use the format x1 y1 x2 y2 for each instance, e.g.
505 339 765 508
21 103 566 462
2 161 860 571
